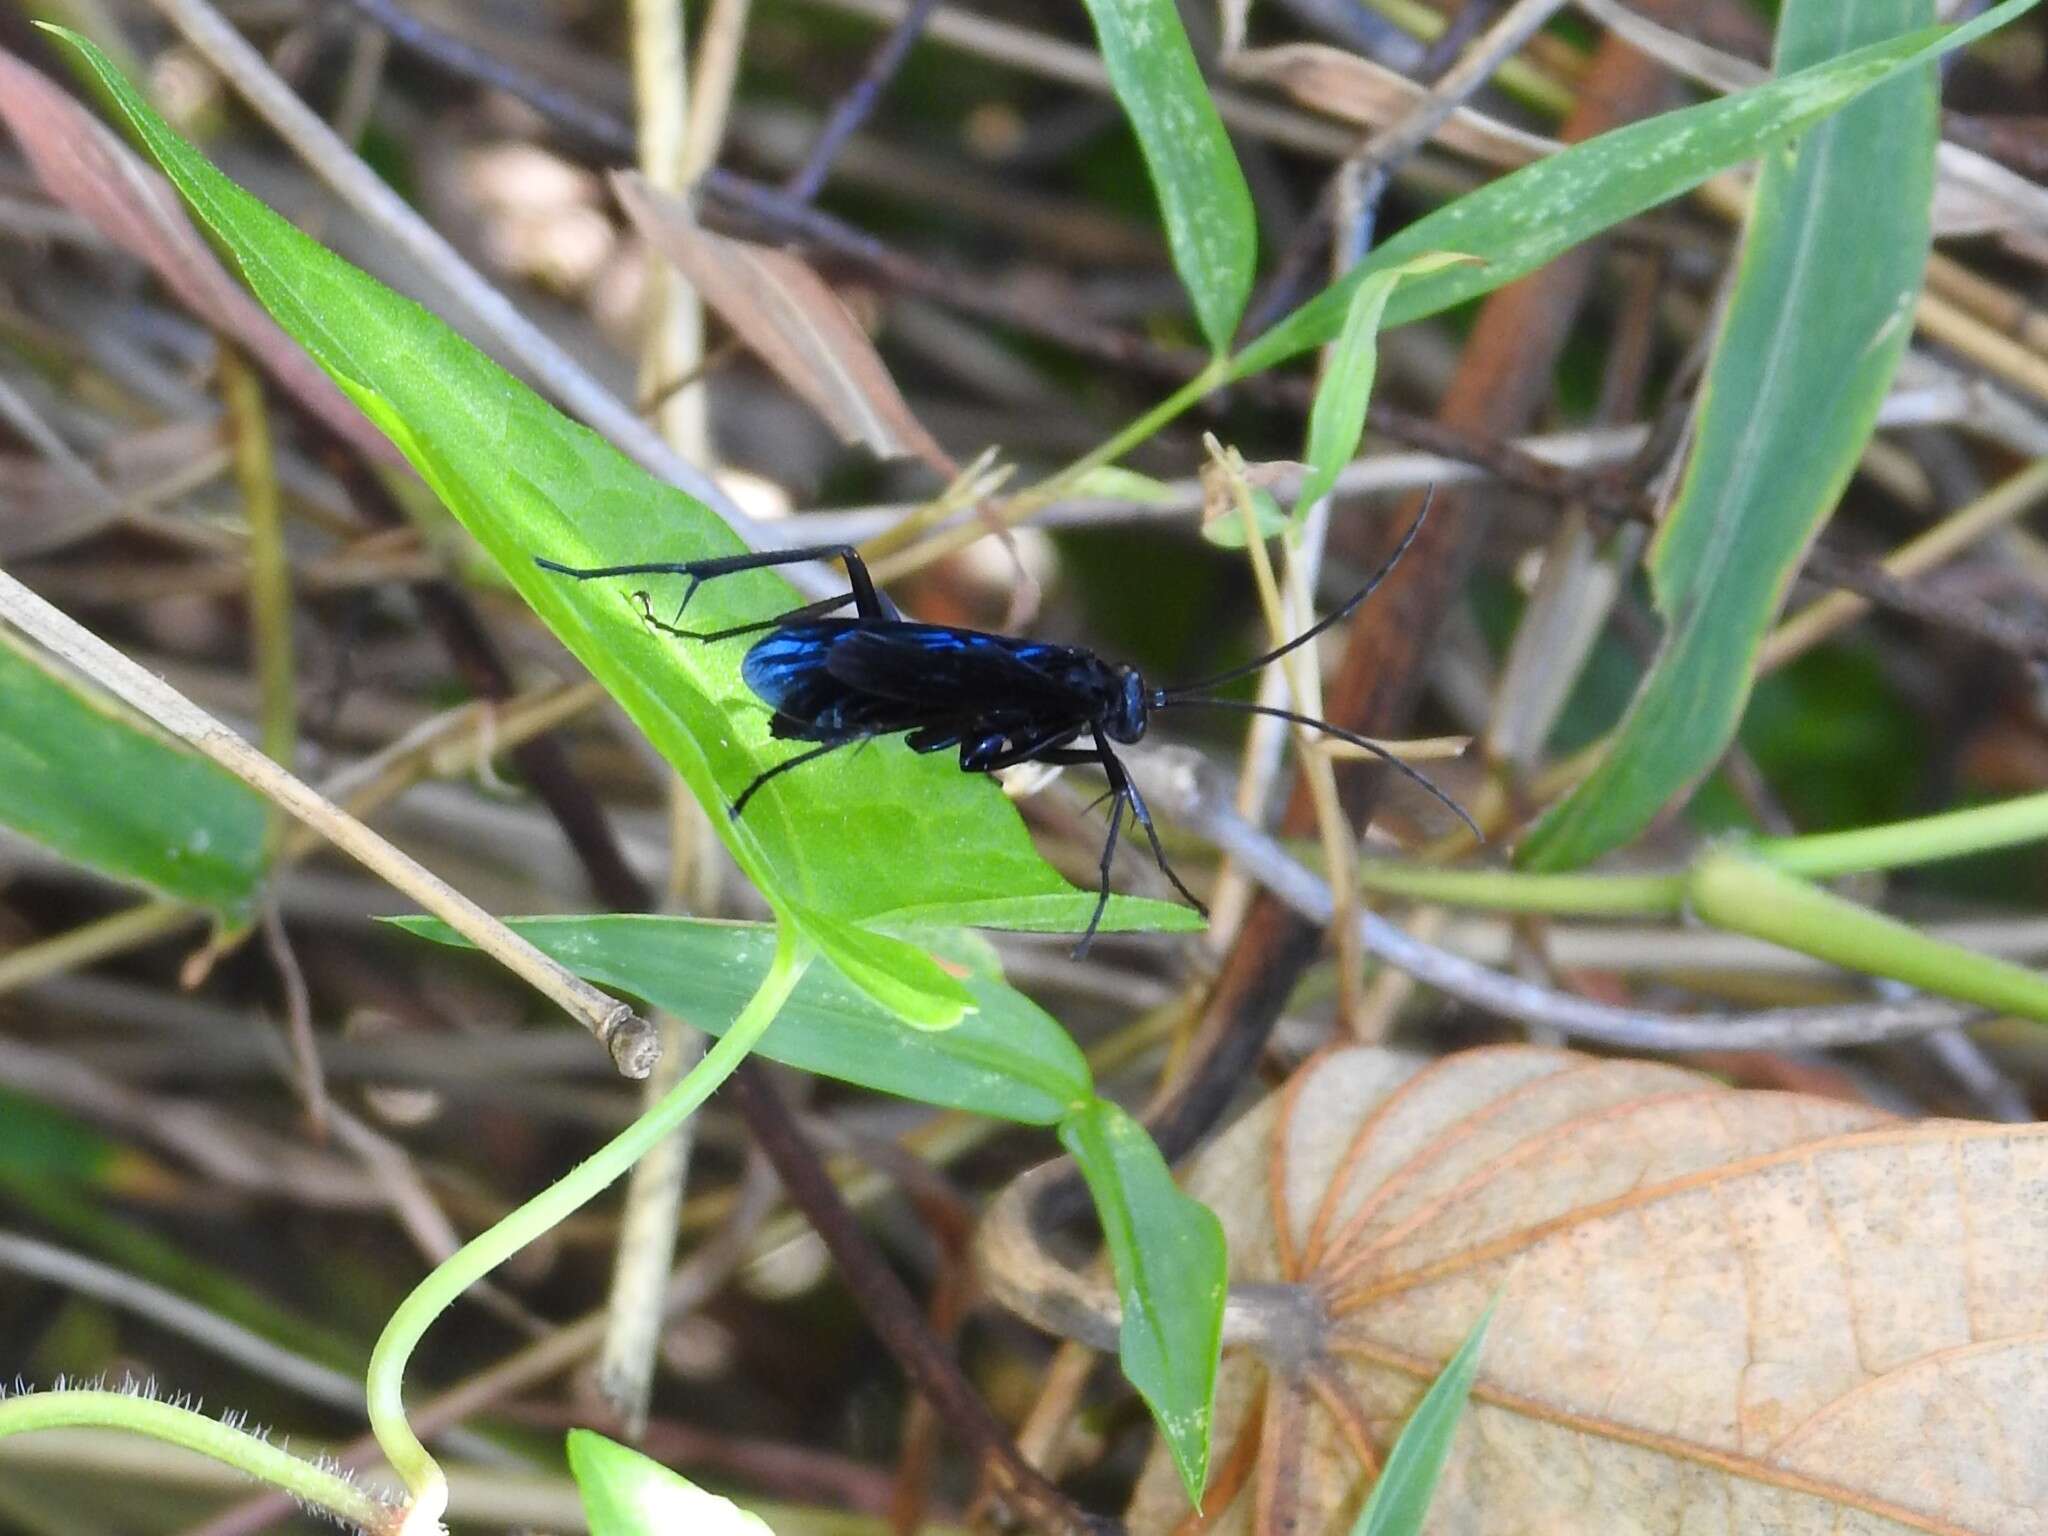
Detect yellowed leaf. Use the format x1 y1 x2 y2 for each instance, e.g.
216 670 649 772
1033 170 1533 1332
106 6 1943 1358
612 172 954 477
1127 1045 2048 1535
1227 45 1561 169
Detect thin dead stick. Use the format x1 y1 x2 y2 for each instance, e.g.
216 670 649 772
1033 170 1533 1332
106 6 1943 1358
0 567 658 1078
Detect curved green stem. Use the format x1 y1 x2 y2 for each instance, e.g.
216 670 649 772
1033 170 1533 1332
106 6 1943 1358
1751 791 2048 879
1356 791 2048 919
0 1390 392 1533
1688 850 2048 1023
365 929 814 1523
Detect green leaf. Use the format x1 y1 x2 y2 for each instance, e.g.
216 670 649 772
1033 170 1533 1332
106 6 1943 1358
0 1089 121 1183
568 1428 774 1536
1200 486 1287 550
0 631 265 916
1519 0 1936 869
51 29 1195 1028
1350 1300 1495 1536
396 915 1095 1124
1074 0 1255 352
1060 1098 1226 1504
1227 0 2035 381
1294 252 1478 522
1067 466 1180 504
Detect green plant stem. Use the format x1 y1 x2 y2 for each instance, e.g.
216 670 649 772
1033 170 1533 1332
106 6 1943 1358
1043 359 1226 499
1687 849 2048 1023
0 1390 392 1533
365 930 812 1523
1357 858 1685 915
1359 790 2048 918
1751 791 2048 879
873 360 1227 580
220 344 296 799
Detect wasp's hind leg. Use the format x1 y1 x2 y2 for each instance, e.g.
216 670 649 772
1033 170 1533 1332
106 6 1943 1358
1023 741 1193 956
629 587 856 643
1094 736 1205 917
538 542 901 625
1077 784 1128 960
728 739 852 819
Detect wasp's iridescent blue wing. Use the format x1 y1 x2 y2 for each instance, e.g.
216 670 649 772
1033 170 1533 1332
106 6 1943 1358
823 624 1098 709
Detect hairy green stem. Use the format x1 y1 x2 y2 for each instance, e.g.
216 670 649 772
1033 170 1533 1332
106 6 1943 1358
365 930 813 1523
0 1390 392 1533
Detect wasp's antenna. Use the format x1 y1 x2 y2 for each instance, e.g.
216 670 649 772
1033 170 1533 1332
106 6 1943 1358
1159 488 1435 703
1159 696 1480 838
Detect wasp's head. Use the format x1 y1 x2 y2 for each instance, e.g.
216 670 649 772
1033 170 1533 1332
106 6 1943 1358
1103 666 1150 744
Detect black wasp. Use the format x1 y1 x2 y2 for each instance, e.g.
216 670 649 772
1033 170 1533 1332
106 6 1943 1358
537 500 1474 953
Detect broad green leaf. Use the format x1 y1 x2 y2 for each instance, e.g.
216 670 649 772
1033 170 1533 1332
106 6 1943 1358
1060 1098 1226 1504
1294 252 1477 522
1350 1301 1496 1536
54 31 1196 1028
0 631 265 916
397 915 1095 1124
1520 0 1936 869
1227 0 2035 381
568 1428 774 1536
1075 0 1255 352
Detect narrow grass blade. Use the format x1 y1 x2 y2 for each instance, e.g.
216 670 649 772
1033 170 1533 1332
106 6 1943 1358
1521 0 1937 868
1351 1301 1496 1536
1295 251 1477 522
1227 0 2033 380
1076 0 1255 352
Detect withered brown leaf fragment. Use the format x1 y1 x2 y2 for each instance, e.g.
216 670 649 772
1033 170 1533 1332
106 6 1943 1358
1130 1045 2048 1536
613 172 955 479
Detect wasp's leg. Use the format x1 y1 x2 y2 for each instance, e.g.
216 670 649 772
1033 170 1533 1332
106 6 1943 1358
537 542 899 623
1076 783 1127 960
630 588 857 642
729 738 853 819
1094 736 1205 916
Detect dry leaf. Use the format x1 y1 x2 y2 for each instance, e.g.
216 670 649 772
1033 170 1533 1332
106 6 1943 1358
1228 45 1562 169
0 50 399 466
612 172 955 477
1125 1045 2048 1534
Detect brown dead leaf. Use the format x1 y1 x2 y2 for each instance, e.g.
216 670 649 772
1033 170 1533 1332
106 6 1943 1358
612 171 955 478
0 50 399 466
1126 1045 2048 1535
1227 45 1561 169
